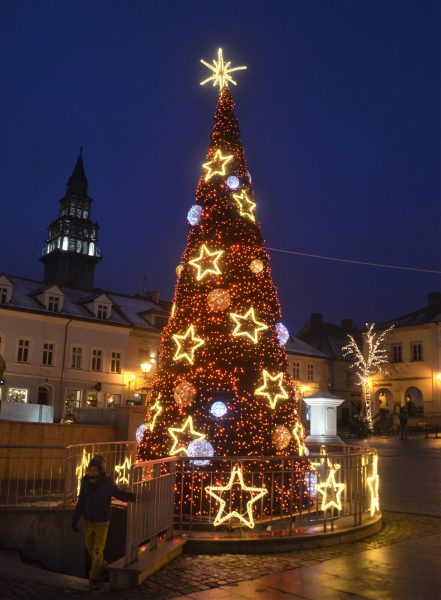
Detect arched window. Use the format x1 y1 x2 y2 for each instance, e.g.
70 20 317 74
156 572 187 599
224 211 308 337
38 385 52 405
404 387 424 417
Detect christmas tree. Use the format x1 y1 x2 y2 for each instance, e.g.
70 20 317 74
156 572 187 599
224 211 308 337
138 49 308 526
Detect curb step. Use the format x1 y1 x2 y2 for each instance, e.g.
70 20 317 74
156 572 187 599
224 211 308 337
107 539 186 590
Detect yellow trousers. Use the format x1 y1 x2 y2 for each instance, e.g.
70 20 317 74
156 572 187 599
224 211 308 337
84 520 109 580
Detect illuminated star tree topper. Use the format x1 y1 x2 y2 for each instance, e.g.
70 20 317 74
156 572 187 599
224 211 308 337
200 48 247 89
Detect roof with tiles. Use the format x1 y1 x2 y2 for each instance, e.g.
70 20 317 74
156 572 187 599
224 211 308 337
379 292 441 329
0 274 169 330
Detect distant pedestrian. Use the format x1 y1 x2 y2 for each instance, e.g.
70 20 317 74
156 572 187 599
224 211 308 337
71 455 136 589
399 405 408 440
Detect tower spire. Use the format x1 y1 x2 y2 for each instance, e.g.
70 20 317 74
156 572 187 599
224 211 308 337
67 147 88 196
40 149 101 289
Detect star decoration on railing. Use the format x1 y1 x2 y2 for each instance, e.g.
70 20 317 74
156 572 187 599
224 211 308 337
255 370 289 409
202 149 234 181
230 307 269 344
316 467 345 512
173 324 205 365
114 455 133 486
75 447 92 496
367 454 380 517
200 48 247 89
168 416 206 456
189 244 224 280
205 466 267 528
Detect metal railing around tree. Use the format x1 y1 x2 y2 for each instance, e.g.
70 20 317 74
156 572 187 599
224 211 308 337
0 441 137 507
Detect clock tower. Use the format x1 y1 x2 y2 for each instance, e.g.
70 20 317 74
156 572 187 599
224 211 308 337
40 149 101 289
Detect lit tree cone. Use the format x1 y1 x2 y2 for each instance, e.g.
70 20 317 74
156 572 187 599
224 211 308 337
138 64 309 525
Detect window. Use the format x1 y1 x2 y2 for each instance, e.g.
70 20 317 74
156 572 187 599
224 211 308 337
71 346 82 369
42 343 55 366
7 387 28 403
106 393 121 407
411 342 423 362
292 361 300 380
47 295 61 312
307 363 314 382
17 339 30 363
64 389 82 415
91 349 103 371
111 351 121 373
97 304 109 320
0 287 9 304
391 344 402 363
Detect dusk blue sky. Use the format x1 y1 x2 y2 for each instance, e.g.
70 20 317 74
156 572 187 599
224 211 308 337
1 0 440 333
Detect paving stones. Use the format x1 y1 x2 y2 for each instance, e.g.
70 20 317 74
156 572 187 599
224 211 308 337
2 511 438 600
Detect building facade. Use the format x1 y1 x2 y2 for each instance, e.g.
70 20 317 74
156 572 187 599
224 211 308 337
0 274 168 420
371 292 441 421
296 313 363 425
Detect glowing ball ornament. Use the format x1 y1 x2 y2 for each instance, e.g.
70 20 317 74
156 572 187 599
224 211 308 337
226 175 240 190
174 381 197 407
207 288 231 311
187 205 202 226
176 264 184 276
250 259 264 274
210 401 227 417
187 439 214 466
135 423 147 444
272 425 291 450
275 322 290 346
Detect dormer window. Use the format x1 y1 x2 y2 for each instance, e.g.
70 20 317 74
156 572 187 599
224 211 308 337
97 303 110 320
47 295 61 312
40 286 64 312
0 276 13 304
0 286 10 304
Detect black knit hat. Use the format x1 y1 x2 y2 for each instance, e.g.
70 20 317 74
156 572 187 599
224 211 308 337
89 454 106 471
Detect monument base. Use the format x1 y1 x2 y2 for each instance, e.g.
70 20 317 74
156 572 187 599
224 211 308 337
306 434 345 445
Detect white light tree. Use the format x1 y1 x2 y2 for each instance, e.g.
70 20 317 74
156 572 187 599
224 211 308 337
343 323 394 431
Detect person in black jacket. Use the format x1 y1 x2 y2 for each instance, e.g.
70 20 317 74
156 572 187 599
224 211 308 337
72 455 136 589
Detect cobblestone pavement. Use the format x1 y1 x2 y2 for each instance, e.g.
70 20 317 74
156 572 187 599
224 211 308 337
1 511 439 600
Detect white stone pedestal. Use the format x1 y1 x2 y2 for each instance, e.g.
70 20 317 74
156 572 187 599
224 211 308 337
303 391 345 445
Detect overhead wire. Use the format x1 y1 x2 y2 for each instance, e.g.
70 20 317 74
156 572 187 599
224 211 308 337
264 246 441 275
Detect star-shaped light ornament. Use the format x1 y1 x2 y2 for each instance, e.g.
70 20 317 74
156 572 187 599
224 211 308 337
367 454 380 517
205 466 267 529
316 468 345 512
255 370 289 410
168 416 206 456
173 324 205 365
200 47 247 89
232 189 256 222
114 455 133 486
292 422 307 457
147 396 163 432
189 244 224 280
76 447 92 496
202 149 234 181
230 307 269 344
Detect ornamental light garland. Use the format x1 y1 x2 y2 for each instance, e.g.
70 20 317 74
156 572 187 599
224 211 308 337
342 323 394 431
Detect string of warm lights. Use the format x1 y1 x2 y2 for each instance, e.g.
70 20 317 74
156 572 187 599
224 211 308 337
342 323 394 431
